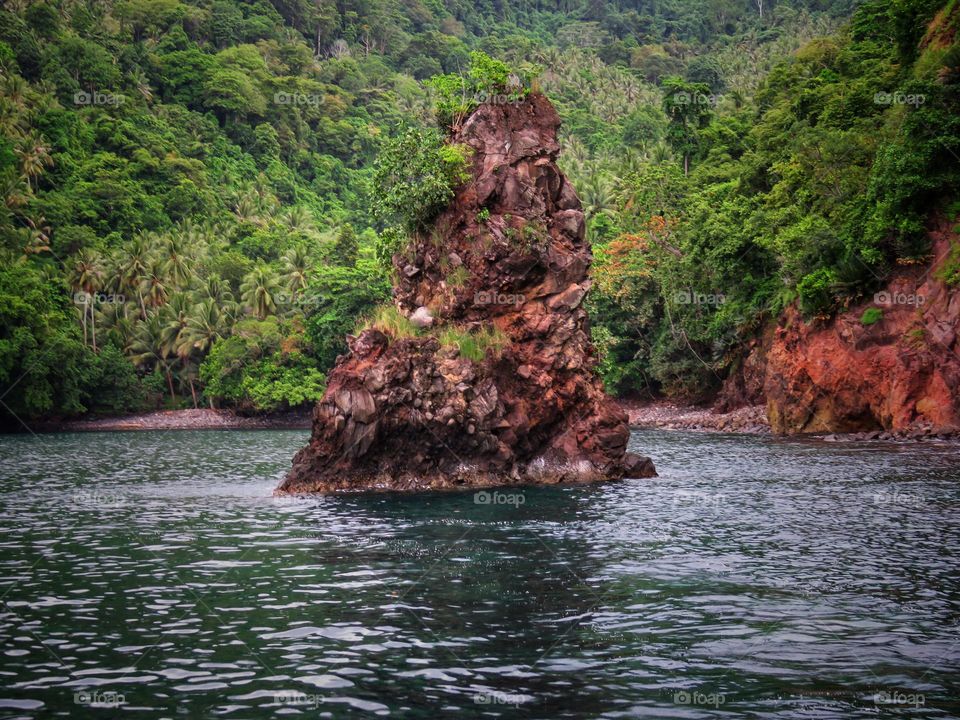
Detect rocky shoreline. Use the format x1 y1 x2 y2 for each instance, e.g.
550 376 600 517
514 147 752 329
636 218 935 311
622 400 959 442
30 403 960 442
621 400 771 434
39 408 311 433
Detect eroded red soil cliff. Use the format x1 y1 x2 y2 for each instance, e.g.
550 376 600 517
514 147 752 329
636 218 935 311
765 219 960 435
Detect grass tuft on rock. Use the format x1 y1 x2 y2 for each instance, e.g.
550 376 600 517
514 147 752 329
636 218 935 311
359 304 420 339
438 325 508 361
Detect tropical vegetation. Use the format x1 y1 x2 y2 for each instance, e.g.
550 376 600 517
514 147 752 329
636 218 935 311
0 0 957 428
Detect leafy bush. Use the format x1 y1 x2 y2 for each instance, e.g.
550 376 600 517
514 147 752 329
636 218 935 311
82 344 151 415
199 318 325 412
797 268 840 316
305 260 391 369
427 51 534 129
371 127 471 233
860 307 883 325
936 243 960 286
374 226 407 270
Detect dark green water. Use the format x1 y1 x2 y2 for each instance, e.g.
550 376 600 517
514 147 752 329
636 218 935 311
0 429 958 718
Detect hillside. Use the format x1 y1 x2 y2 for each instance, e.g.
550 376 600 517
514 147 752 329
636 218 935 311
0 0 957 431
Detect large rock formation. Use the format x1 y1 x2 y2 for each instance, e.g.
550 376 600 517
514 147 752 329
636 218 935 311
765 217 960 435
279 93 655 493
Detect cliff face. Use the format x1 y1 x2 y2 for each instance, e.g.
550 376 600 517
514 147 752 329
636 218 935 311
765 218 960 435
279 94 655 493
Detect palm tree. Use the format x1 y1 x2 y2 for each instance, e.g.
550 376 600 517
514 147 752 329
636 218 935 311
67 249 105 350
580 171 617 221
20 215 51 255
195 274 233 305
281 246 311 300
281 206 315 233
129 68 153 103
234 192 261 224
132 312 176 400
160 293 191 356
177 299 226 356
117 235 153 316
3 75 27 110
199 274 241 324
175 300 228 409
253 174 279 215
16 132 53 192
1 174 30 212
139 257 169 309
0 101 26 142
97 303 136 355
240 265 280 320
160 234 192 288
161 294 198 407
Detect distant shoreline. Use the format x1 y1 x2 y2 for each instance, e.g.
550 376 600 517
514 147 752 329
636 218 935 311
620 400 771 434
621 400 960 442
25 403 959 442
37 408 312 433
35 402 761 435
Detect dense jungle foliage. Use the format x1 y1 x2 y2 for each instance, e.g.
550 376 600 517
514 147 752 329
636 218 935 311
0 0 957 427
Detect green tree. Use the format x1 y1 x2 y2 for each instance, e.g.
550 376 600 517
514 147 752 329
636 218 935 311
332 224 358 266
661 77 714 176
67 248 105 350
240 264 280 320
371 127 471 233
305 259 390 369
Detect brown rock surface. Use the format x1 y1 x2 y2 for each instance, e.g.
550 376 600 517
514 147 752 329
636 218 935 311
279 94 655 493
765 218 960 435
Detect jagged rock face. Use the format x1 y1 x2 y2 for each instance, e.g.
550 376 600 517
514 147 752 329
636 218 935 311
765 217 960 435
279 93 655 493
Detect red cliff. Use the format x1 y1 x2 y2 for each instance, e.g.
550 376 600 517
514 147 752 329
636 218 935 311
765 217 960 435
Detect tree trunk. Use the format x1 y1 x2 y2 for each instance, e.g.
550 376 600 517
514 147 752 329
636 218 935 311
90 303 97 352
166 369 176 401
80 299 88 347
189 378 198 409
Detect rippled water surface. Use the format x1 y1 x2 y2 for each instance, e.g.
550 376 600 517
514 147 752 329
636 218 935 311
0 429 959 718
